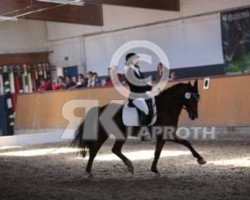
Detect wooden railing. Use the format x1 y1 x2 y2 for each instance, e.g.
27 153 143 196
15 74 250 130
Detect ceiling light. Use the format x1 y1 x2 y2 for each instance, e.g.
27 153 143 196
0 15 18 21
36 0 85 6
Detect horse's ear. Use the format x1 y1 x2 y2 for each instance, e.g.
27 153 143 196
188 81 191 86
194 79 198 90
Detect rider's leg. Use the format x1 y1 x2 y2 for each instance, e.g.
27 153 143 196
145 99 154 120
137 109 149 126
132 98 149 125
132 98 149 115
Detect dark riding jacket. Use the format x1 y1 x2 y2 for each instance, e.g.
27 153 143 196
126 65 152 103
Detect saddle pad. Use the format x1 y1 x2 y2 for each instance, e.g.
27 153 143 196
122 98 157 127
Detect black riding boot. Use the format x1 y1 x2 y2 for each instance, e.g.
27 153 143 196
138 99 154 126
138 110 150 126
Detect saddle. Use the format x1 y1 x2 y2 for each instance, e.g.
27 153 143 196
122 98 157 126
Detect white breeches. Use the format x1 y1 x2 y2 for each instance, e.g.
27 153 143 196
132 98 149 115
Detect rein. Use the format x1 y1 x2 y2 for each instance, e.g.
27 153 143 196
190 93 200 102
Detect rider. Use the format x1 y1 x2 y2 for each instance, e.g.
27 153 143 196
124 53 155 126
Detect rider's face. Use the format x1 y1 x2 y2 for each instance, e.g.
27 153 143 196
132 57 139 65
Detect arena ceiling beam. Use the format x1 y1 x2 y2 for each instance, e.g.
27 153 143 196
85 0 180 11
0 0 103 25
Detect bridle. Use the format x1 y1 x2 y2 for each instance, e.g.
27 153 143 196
189 92 200 102
183 92 200 110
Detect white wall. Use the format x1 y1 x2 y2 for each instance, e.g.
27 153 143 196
47 0 250 73
48 37 86 74
47 0 250 40
85 14 224 75
0 19 48 54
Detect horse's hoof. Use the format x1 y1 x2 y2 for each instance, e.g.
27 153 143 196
126 161 134 174
127 165 134 174
151 166 159 174
87 173 94 179
198 158 207 165
85 169 94 179
155 172 161 177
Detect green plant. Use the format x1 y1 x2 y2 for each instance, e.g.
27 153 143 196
226 53 250 73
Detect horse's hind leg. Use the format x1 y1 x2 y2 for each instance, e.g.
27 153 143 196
151 138 165 174
86 134 108 176
170 138 206 165
112 140 134 174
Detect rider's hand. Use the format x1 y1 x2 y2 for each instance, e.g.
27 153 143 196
146 87 161 97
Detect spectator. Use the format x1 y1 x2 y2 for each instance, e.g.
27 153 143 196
106 67 124 86
37 78 52 92
93 72 101 87
53 76 65 90
72 76 78 85
76 74 87 88
157 63 164 81
87 71 95 87
65 75 76 89
105 68 113 86
170 72 177 80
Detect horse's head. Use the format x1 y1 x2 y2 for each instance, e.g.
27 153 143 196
183 79 200 120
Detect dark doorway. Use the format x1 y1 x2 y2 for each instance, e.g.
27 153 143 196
63 66 78 77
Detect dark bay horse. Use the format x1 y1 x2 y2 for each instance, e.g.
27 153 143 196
72 80 206 176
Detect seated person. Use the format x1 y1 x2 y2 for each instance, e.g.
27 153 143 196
37 78 52 92
105 67 123 86
53 76 65 90
87 71 95 87
76 74 87 88
93 72 101 87
65 75 76 89
105 68 113 86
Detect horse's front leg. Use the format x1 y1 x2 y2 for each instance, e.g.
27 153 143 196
151 138 165 174
171 138 206 165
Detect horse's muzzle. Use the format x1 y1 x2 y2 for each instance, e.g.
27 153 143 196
189 113 198 120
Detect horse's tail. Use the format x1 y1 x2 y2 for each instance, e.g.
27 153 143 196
71 120 88 158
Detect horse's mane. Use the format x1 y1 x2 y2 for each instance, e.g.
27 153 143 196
159 83 188 97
